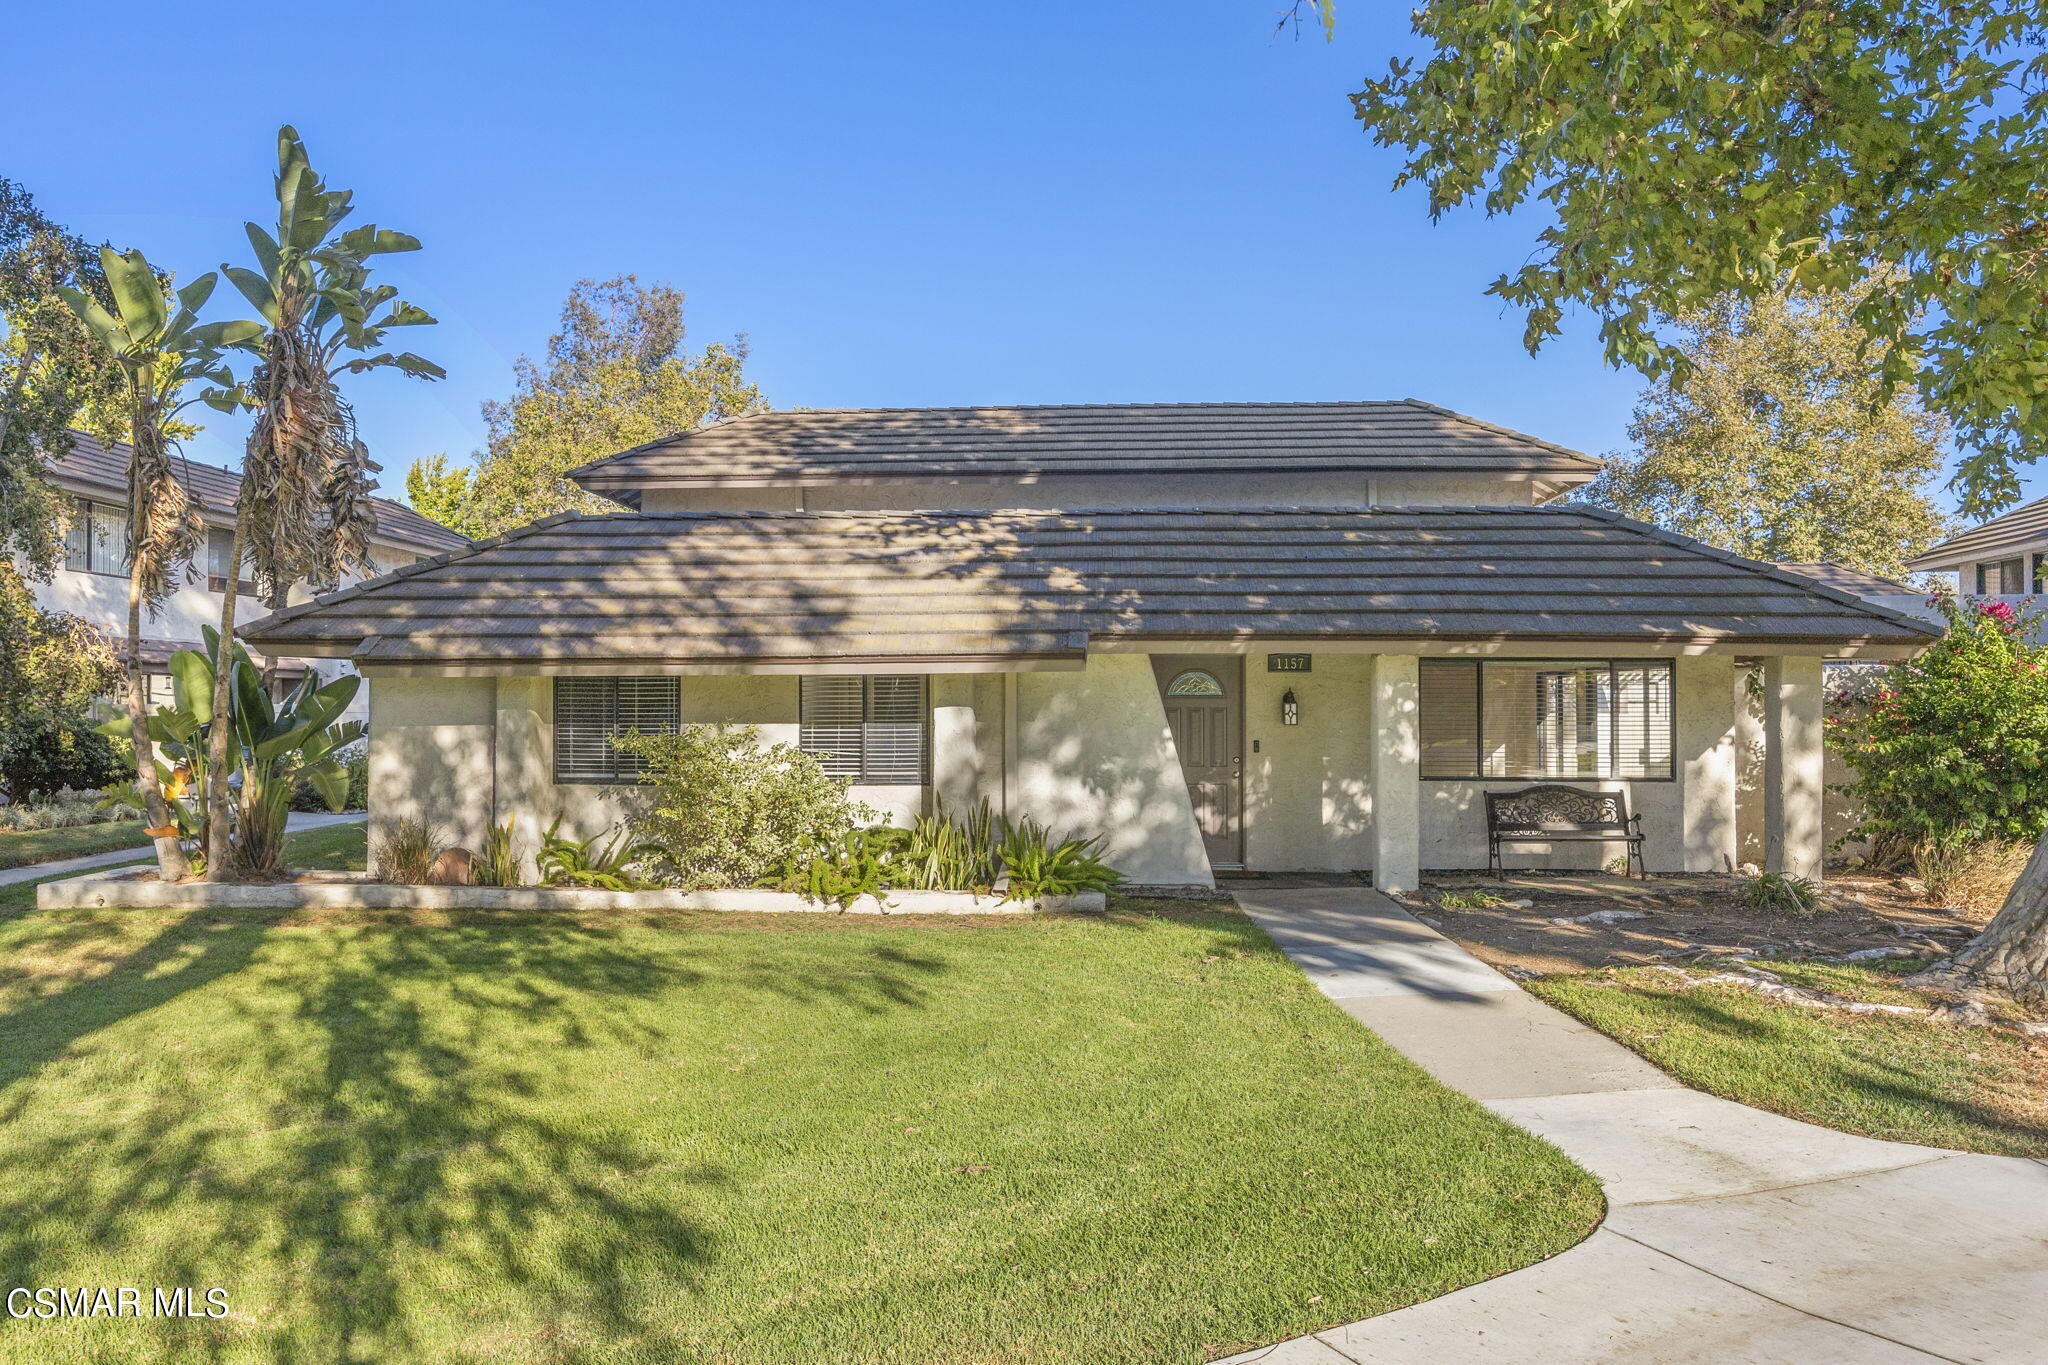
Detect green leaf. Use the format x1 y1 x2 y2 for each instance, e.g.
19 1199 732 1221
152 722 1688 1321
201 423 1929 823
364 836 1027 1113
170 649 215 721
222 267 280 326
176 273 218 314
101 247 169 342
243 221 282 282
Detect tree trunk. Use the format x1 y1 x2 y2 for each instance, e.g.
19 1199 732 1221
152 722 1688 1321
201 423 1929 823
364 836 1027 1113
126 569 191 881
201 521 247 880
1948 830 2048 1004
259 583 289 699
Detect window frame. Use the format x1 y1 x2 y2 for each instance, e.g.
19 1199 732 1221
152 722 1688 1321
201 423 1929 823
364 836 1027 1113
799 675 931 785
64 498 129 577
1419 657 1679 783
551 677 682 785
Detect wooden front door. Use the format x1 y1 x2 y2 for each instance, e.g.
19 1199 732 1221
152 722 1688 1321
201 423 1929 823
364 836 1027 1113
1152 656 1243 868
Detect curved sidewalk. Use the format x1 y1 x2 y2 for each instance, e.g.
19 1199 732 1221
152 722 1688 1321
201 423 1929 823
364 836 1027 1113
1226 884 2048 1365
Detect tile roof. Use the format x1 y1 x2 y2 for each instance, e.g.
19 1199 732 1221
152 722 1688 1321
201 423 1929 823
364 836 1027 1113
243 506 1938 669
565 401 1603 493
1773 563 1917 596
48 431 472 555
1905 496 2048 572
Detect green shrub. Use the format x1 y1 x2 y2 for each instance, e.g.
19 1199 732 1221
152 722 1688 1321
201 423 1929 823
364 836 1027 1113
0 710 123 802
1831 595 2048 846
767 802 1123 904
536 819 660 891
0 793 139 831
613 725 875 891
292 743 367 812
375 817 446 884
1734 871 1821 917
996 819 1122 899
475 816 528 888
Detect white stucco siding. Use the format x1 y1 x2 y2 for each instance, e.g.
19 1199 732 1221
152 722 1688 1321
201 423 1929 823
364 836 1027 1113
636 470 1553 516
368 676 497 859
1241 656 1374 870
491 675 925 860
1011 655 1212 886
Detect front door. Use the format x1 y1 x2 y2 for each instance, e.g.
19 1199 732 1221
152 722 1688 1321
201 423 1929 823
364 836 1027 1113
1152 656 1243 868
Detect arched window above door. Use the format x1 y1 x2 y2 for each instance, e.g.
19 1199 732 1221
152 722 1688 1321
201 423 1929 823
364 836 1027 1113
1165 669 1224 697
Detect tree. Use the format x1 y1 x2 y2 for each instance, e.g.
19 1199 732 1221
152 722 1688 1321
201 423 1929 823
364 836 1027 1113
58 247 259 880
1340 0 2048 518
213 125 440 877
0 561 124 801
0 179 121 577
1309 0 2048 1001
407 276 763 537
1584 288 1952 579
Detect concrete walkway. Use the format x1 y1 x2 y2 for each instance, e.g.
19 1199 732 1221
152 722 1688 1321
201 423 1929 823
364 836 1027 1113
1225 884 2048 1365
0 811 366 886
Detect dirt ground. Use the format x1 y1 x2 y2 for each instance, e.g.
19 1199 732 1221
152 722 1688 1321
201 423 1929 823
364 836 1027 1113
1400 870 1989 977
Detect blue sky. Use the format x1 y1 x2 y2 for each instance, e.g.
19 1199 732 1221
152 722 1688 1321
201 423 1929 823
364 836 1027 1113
5 1 2006 513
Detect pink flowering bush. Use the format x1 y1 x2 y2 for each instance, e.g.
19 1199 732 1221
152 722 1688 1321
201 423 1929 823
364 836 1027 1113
1833 594 2048 848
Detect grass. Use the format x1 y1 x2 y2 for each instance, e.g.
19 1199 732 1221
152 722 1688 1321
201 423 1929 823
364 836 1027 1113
1532 960 2048 1157
0 821 147 870
0 850 1599 1364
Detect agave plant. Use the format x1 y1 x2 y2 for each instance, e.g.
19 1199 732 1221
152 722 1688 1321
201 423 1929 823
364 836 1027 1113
204 126 440 874
58 247 259 879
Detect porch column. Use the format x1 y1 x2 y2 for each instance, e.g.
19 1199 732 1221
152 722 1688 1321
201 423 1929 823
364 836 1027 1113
930 674 981 816
1370 654 1421 894
493 676 552 883
1763 656 1825 881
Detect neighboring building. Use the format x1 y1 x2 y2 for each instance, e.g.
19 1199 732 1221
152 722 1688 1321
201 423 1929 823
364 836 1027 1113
244 401 1937 889
35 432 470 713
1905 501 2048 594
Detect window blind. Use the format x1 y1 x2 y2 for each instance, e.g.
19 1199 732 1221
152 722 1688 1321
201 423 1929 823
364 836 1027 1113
1418 659 1674 781
800 676 928 784
552 677 681 783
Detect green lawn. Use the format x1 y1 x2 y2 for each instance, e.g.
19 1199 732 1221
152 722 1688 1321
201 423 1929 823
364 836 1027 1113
0 820 147 870
1533 961 2048 1157
0 843 1599 1364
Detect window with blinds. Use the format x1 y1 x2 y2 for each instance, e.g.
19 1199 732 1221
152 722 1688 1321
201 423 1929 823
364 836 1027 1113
552 677 681 783
1419 659 1674 781
799 675 929 784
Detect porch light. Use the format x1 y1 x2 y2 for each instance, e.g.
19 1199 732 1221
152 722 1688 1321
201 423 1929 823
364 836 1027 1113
1281 689 1300 726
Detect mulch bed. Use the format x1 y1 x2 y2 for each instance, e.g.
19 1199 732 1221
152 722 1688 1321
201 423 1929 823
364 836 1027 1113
1403 870 1987 978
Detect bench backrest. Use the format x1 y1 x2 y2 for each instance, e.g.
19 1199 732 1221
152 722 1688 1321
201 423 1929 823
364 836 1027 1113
1484 785 1632 836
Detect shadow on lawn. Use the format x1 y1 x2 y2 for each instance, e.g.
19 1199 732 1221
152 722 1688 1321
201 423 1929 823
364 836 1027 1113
1594 983 2048 1153
0 916 949 1363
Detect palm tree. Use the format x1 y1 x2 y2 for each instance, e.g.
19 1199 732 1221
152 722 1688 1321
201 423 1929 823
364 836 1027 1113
208 126 440 876
59 248 259 880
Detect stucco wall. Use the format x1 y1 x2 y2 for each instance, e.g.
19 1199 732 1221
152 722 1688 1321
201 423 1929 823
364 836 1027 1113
494 675 926 856
1011 655 1212 886
367 676 497 862
1241 655 1374 870
636 471 1551 515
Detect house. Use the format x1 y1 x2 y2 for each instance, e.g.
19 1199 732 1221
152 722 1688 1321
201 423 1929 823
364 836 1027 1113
242 402 1938 890
35 431 471 713
1905 500 2048 594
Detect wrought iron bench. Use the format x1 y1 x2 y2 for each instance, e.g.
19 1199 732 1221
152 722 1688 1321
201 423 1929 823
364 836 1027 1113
1483 785 1645 878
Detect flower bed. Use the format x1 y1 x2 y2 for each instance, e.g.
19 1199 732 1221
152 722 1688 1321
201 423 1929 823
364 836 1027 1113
35 867 1105 915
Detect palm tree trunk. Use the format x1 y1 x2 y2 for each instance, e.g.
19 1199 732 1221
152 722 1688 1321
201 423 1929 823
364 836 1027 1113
202 520 247 879
126 568 190 881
